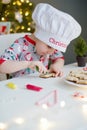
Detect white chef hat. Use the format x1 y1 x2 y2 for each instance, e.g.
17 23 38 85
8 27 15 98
32 3 81 52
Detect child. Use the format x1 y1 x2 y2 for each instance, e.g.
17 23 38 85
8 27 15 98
0 3 81 78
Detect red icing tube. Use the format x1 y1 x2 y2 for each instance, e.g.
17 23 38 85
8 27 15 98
26 84 43 92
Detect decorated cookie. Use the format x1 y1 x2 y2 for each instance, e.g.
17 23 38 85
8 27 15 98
39 72 55 78
66 69 87 85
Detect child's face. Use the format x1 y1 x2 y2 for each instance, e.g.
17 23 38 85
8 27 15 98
35 39 55 56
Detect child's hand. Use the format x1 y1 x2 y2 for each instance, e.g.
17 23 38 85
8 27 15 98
49 66 63 77
28 61 47 74
49 60 64 77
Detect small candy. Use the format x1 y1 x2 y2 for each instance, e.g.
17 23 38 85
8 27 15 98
73 92 85 98
36 66 39 72
83 67 87 71
7 82 17 89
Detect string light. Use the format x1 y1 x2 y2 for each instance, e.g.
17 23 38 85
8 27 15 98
60 101 66 108
21 26 25 30
29 2 32 6
27 27 31 31
17 1 22 6
20 0 25 3
13 2 16 5
0 0 35 33
82 104 87 114
42 104 48 110
28 22 31 25
26 0 30 3
19 10 23 15
14 117 25 125
1 17 5 21
0 122 7 130
25 11 29 16
40 118 49 130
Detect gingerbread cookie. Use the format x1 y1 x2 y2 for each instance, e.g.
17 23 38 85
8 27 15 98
66 75 78 82
76 79 87 85
66 69 87 85
39 72 55 78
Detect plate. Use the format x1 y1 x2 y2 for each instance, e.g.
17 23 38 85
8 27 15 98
64 77 87 88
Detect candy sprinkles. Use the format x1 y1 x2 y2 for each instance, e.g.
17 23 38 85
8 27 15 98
6 82 17 89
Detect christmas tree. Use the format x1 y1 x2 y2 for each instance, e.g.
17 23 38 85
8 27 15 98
0 0 35 33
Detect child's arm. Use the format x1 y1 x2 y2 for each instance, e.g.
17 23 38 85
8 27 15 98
0 60 29 73
0 60 47 74
49 58 64 77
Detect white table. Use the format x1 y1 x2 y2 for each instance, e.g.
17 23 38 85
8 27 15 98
0 63 87 130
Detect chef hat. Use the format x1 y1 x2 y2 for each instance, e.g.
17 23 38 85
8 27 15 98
32 3 81 52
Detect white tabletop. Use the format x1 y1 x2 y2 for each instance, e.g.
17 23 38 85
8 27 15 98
0 63 87 130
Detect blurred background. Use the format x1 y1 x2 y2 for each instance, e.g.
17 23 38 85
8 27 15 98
0 0 87 64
